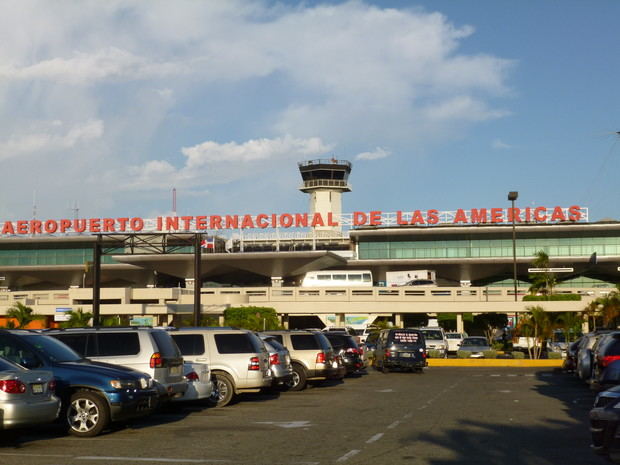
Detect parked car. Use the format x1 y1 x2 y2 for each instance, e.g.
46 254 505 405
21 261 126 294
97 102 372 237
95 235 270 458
0 330 157 437
361 330 380 365
323 332 364 375
417 327 449 358
591 331 620 389
563 337 582 372
590 384 620 462
576 331 612 383
169 327 272 407
45 327 187 401
258 335 293 389
445 332 468 354
261 330 337 391
374 328 427 373
172 362 214 403
457 337 492 358
0 355 60 431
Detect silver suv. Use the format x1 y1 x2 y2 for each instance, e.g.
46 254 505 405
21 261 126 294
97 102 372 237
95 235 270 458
169 328 272 407
260 330 337 391
417 326 449 358
46 327 187 400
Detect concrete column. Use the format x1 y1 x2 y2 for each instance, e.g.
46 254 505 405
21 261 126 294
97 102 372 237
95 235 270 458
394 313 403 328
218 315 225 326
336 313 345 326
280 314 289 330
582 319 590 334
456 313 464 333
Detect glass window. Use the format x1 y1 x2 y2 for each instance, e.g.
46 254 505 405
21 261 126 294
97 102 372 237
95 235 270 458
171 334 205 356
96 333 140 356
214 334 255 354
291 334 320 350
151 331 182 357
50 334 92 357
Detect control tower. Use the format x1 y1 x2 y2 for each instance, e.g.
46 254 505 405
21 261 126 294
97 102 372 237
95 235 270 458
298 158 352 235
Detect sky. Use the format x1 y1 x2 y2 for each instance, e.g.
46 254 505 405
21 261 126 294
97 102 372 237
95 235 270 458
1 0 619 223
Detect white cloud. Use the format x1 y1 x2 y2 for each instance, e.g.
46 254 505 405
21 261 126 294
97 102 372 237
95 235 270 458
492 139 512 150
0 0 514 218
0 120 104 160
355 147 391 161
111 135 332 191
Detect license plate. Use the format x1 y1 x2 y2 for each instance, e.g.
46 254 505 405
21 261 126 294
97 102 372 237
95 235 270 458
399 352 412 358
170 365 182 376
31 383 44 394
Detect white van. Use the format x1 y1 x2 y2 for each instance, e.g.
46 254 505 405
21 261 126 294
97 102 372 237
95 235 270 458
301 270 373 287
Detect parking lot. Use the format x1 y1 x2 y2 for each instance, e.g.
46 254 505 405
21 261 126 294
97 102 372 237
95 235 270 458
0 367 606 465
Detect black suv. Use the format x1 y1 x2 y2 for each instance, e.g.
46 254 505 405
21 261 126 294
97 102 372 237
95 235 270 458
0 330 157 437
323 332 364 375
374 328 427 373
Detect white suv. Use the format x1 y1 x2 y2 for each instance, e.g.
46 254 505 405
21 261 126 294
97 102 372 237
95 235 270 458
417 327 449 358
169 328 272 407
46 327 187 400
445 332 468 354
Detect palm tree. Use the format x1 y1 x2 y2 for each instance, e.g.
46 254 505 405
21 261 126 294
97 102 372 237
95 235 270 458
556 312 583 343
517 306 557 359
528 250 557 296
6 302 44 329
61 308 93 328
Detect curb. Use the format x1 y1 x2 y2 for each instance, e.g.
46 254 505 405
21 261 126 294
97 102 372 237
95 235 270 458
426 359 563 367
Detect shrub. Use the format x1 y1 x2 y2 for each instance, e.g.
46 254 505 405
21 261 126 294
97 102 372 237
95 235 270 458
523 294 581 301
483 350 498 359
512 351 525 359
456 350 471 359
427 349 443 359
547 351 563 359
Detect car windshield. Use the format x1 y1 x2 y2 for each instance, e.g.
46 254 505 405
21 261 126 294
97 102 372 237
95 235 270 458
446 334 463 339
420 330 443 340
25 334 83 362
462 338 488 346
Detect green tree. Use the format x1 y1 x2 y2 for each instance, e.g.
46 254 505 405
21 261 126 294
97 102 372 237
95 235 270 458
516 306 557 359
471 313 508 344
556 312 583 343
586 284 620 329
6 302 44 329
60 308 93 328
528 250 557 296
223 306 281 331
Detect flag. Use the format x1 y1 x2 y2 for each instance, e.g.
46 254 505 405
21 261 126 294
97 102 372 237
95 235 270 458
201 237 215 249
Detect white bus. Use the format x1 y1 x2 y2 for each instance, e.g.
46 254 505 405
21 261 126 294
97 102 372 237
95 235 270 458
301 270 373 287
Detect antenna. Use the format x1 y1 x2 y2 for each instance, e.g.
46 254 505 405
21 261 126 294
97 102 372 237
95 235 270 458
72 201 79 221
172 187 177 216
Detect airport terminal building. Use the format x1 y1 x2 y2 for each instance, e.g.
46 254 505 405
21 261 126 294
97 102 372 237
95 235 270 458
0 159 618 329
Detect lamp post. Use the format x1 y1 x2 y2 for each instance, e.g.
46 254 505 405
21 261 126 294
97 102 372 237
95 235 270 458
508 191 518 303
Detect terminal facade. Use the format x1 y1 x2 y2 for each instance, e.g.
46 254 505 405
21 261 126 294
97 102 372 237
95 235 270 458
0 159 618 329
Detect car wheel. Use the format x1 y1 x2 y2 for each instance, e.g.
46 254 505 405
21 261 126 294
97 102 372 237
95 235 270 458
287 364 307 391
210 373 234 407
66 390 110 437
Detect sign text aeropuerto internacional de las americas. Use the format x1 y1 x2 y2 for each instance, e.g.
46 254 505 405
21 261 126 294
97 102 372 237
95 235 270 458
0 205 587 236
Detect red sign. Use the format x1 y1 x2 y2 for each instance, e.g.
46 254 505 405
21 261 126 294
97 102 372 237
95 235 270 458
0 206 585 236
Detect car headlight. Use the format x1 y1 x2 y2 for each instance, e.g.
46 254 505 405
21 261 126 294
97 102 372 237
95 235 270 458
110 379 137 389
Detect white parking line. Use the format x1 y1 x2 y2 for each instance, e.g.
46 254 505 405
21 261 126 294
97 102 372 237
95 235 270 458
76 457 230 463
387 420 400 429
336 450 361 462
366 433 384 443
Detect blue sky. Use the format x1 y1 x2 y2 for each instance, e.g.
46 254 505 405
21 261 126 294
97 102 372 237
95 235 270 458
1 0 618 223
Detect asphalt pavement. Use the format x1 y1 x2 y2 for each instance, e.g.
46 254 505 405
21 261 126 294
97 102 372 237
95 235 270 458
0 367 606 465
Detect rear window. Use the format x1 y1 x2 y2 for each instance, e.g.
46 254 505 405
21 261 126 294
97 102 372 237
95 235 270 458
420 330 444 340
462 338 488 347
604 339 620 357
97 333 140 356
325 334 356 349
446 334 463 340
0 357 22 371
151 331 182 357
389 331 422 344
291 334 320 350
265 334 284 345
214 333 259 354
171 334 205 356
263 337 286 352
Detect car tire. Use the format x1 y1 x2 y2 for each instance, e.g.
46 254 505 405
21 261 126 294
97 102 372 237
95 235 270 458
66 390 110 438
210 373 235 408
287 364 307 391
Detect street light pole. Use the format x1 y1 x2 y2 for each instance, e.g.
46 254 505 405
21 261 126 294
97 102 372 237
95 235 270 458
508 191 519 303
